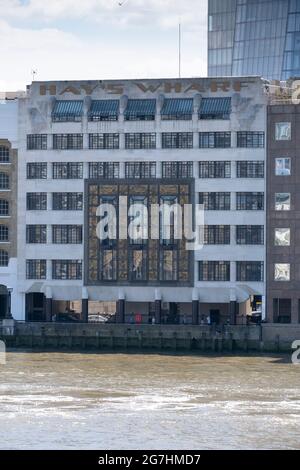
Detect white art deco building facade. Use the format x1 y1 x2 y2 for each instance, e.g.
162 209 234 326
14 77 267 324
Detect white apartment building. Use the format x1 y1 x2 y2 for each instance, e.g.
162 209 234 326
15 76 267 324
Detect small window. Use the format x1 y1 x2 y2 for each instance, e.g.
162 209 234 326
0 200 9 216
275 264 290 282
275 158 291 176
0 173 9 190
0 146 10 163
0 250 9 267
275 228 290 246
275 193 290 211
0 226 9 242
275 122 291 141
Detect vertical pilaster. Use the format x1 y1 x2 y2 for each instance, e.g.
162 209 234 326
155 289 162 324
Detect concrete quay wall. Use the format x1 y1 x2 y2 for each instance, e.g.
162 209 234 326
0 322 298 354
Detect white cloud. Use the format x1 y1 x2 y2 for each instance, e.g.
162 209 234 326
0 0 207 29
0 0 208 91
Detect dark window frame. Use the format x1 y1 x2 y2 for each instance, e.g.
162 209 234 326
27 134 47 150
162 133 193 149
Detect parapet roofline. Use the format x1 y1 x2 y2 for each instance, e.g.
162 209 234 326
29 75 264 86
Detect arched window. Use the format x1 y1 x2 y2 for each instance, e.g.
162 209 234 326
0 146 9 163
0 200 9 216
0 173 9 190
0 250 9 267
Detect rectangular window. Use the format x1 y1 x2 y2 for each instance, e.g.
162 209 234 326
199 261 230 281
160 250 178 281
53 163 83 179
124 99 156 121
0 200 9 216
237 132 265 148
161 98 193 121
130 249 147 281
53 134 83 150
199 97 231 120
162 133 193 149
160 196 178 246
275 158 291 176
236 161 264 178
199 192 231 210
52 193 83 211
203 226 230 245
125 162 156 179
27 135 47 150
26 193 47 211
275 264 290 282
52 225 82 244
275 193 290 211
162 162 193 178
100 250 117 281
88 100 119 122
199 161 231 178
199 132 231 148
236 262 264 282
27 163 47 180
89 162 120 179
89 133 119 150
26 260 47 280
236 193 264 210
26 225 47 244
125 133 156 149
52 260 82 280
275 228 290 246
52 100 83 122
274 298 291 324
275 122 291 141
0 225 9 242
0 173 9 190
236 226 264 245
0 146 9 163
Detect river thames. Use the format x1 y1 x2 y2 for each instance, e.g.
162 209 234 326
0 352 299 450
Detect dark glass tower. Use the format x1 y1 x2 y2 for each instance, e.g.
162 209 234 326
208 0 300 80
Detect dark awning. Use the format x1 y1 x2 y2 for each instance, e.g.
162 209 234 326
88 100 119 120
52 100 83 121
199 98 231 118
124 99 156 118
161 98 194 116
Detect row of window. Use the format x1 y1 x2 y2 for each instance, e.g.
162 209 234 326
25 225 264 246
199 261 264 282
26 260 82 280
199 192 264 211
27 161 265 180
25 192 264 211
27 132 265 150
25 259 263 282
26 225 83 244
26 193 83 211
51 98 231 123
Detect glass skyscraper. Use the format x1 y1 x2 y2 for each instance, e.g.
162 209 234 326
208 0 300 80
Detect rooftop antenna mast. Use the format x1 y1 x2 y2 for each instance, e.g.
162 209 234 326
31 69 38 82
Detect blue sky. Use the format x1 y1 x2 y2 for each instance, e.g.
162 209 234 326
0 0 208 90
